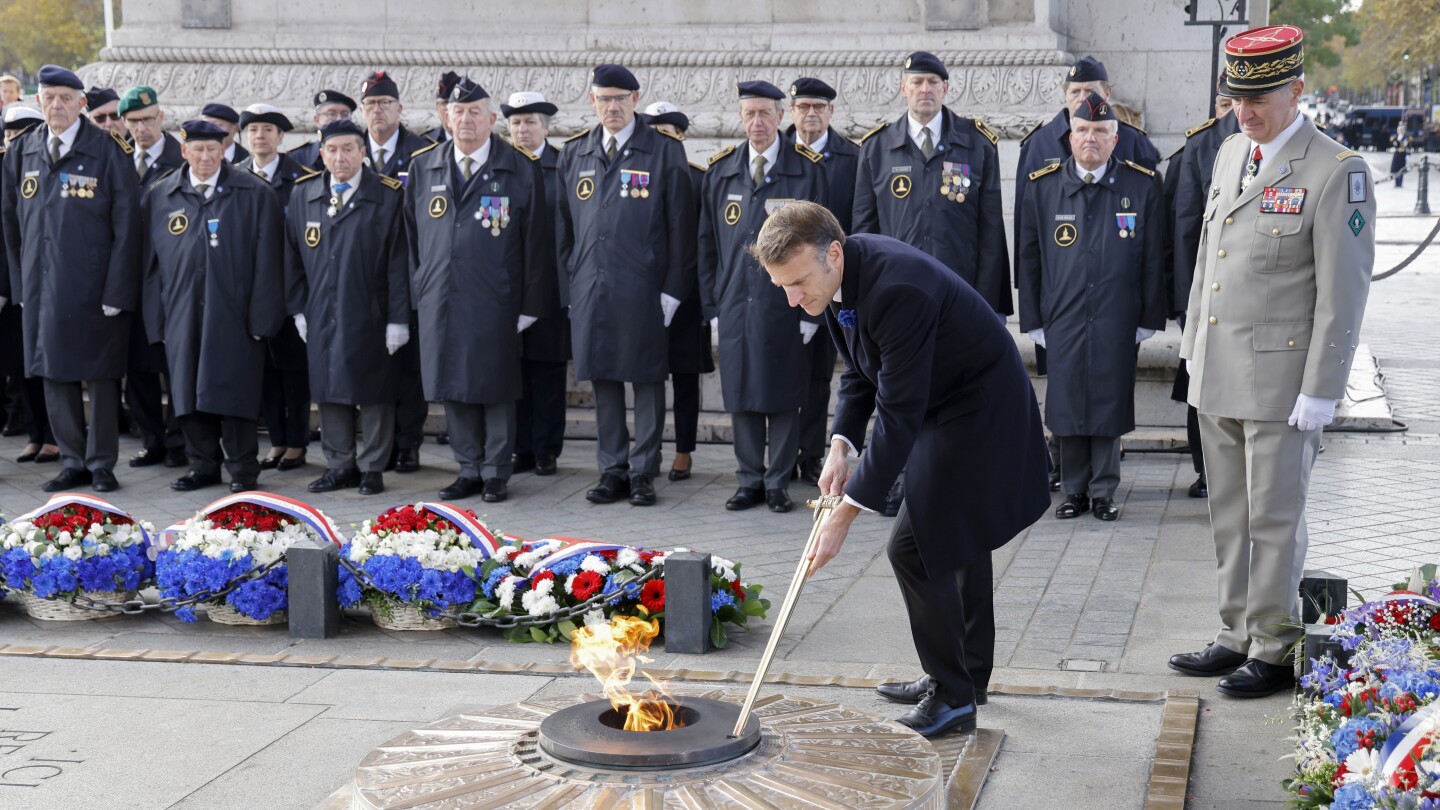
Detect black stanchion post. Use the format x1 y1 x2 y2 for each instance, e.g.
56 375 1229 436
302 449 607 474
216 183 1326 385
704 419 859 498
1416 155 1431 215
288 536 340 639
1299 569 1348 623
662 551 712 654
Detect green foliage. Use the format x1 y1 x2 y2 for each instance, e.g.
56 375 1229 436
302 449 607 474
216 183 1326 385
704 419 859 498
0 0 106 77
1270 0 1362 70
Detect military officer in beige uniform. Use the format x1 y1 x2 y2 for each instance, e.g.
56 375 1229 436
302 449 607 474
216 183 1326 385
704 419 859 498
1169 25 1375 698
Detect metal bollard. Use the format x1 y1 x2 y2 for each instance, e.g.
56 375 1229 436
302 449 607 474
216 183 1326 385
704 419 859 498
662 551 712 654
1299 569 1348 623
287 536 340 639
1416 155 1431 215
1300 622 1350 693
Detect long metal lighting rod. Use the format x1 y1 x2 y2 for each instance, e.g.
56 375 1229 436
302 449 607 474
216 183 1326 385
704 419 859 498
730 494 842 737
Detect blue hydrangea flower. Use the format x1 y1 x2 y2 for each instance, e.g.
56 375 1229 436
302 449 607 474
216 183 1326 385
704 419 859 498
836 309 857 328
1331 716 1388 762
482 565 512 598
1330 783 1376 810
711 590 735 613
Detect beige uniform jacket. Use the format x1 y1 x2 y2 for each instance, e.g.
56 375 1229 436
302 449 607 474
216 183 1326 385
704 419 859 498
1180 118 1375 421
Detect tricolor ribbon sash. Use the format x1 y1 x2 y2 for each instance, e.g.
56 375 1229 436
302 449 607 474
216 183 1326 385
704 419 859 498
1379 702 1440 786
529 539 631 575
158 491 343 554
415 502 502 558
15 494 152 547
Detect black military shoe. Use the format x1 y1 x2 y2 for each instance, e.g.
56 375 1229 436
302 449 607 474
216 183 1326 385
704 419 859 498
1168 643 1247 677
513 454 537 474
629 475 656 506
171 471 222 492
164 448 189 468
1048 468 1062 492
42 467 92 492
877 675 934 704
1055 494 1090 519
882 477 905 517
1092 497 1120 521
128 448 165 468
308 468 361 493
482 478 508 503
535 454 558 476
394 448 420 473
725 487 765 511
896 690 977 739
230 479 258 493
766 489 793 513
91 469 119 493
1217 659 1295 698
436 433 450 445
358 472 385 495
1188 475 1208 498
586 474 630 504
798 457 824 485
439 476 484 500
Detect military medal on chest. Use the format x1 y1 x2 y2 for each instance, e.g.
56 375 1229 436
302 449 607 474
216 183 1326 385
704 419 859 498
619 169 650 199
207 218 220 248
1115 212 1136 238
940 162 970 203
476 196 510 236
327 194 340 218
60 173 93 198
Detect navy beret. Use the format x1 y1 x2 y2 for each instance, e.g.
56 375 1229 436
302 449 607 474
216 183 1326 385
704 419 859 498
789 77 836 101
501 91 559 118
642 101 688 133
313 90 357 111
360 71 399 99
436 71 460 100
239 103 294 132
903 51 948 81
200 102 239 124
1072 91 1117 122
179 119 228 142
320 119 368 143
448 76 490 104
589 64 639 92
85 87 119 109
1068 56 1109 83
737 80 785 101
37 64 83 91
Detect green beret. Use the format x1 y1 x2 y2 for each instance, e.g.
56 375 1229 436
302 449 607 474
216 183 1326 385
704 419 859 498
118 86 159 117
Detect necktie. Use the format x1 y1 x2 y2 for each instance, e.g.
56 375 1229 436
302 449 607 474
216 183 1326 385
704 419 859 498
1083 172 1096 184
605 137 617 161
462 156 474 181
752 154 767 188
375 147 387 169
48 136 62 163
919 127 934 160
1241 146 1262 192
195 183 210 199
137 152 149 178
332 182 351 202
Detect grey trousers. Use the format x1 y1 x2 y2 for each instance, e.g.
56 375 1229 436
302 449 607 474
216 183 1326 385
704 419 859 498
1201 413 1321 665
1057 434 1121 498
180 412 260 483
44 378 120 473
731 410 799 491
592 379 664 479
444 400 515 481
318 402 395 473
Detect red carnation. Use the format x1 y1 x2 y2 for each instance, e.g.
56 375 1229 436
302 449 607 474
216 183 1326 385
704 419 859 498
640 580 666 613
730 580 747 603
1429 612 1440 632
532 570 556 585
571 571 603 601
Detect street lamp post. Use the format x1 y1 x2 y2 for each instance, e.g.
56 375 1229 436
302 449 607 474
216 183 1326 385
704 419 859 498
1184 0 1251 107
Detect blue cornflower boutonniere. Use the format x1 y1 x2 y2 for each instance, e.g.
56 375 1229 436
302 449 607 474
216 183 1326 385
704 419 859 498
837 309 857 329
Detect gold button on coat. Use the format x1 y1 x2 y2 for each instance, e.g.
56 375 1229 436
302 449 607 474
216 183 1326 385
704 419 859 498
1287 339 1296 347
1272 227 1280 235
1211 282 1220 291
1208 316 1218 325
1224 217 1234 225
1218 249 1227 258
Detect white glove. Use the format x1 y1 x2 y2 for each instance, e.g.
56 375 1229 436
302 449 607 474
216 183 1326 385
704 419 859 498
517 315 538 333
385 323 410 355
710 317 719 339
294 314 307 342
0 297 7 308
1135 327 1155 344
660 293 680 328
102 305 121 317
800 321 819 344
1287 393 1336 432
1028 328 1046 349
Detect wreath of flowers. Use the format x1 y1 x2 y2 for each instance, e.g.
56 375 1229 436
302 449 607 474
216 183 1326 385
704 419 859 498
0 501 153 601
336 504 492 619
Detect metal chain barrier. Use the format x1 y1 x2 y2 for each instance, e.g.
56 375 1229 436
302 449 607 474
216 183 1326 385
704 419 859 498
1373 155 1440 282
21 558 285 615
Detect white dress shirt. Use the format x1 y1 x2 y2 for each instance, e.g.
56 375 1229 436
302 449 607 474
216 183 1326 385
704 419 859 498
187 168 218 199
47 117 82 159
746 136 783 182
1073 160 1109 184
906 114 942 152
453 139 492 177
368 129 400 167
602 117 637 154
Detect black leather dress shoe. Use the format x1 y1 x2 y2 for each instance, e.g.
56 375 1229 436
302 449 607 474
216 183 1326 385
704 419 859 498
171 471 222 492
1188 475 1208 499
513 454 537 474
394 448 420 474
1217 659 1295 698
230 480 258 493
34 450 59 463
164 448 189 468
276 453 307 471
882 477 905 517
308 468 361 493
586 474 630 504
259 455 282 470
42 467 92 492
877 675 934 704
726 486 765 511
436 433 450 445
766 489 793 513
629 475 656 506
1168 643 1248 677
482 478 508 503
1092 497 1120 521
667 463 691 481
359 472 385 495
535 454 557 476
896 691 977 739
91 469 119 493
1048 468 1062 492
129 448 165 468
440 476 484 500
1 423 26 437
1055 494 1090 519
798 457 824 485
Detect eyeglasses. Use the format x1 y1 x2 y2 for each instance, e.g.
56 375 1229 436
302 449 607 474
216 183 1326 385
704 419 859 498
91 112 121 123
315 110 350 123
792 103 831 115
593 94 632 107
361 98 398 110
125 113 161 126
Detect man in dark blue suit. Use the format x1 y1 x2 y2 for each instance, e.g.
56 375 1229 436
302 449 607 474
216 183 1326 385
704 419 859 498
752 201 1051 738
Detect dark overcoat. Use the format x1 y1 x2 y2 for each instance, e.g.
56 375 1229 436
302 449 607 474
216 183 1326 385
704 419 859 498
521 142 571 364
667 161 714 376
238 152 317 370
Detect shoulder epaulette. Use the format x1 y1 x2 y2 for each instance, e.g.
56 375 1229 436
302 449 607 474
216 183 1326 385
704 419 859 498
1123 120 1148 136
1018 121 1043 145
109 129 134 156
1166 144 1185 162
410 141 440 159
1185 118 1217 139
654 127 684 142
795 142 823 164
410 136 437 155
707 144 737 166
1123 159 1155 177
563 128 591 144
295 170 325 185
1027 162 1062 181
689 161 707 173
1336 150 1360 161
285 141 316 155
847 137 862 147
859 123 887 144
508 139 539 161
377 174 404 191
974 119 999 146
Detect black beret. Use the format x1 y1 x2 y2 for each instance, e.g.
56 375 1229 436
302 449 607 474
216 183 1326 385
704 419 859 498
313 90 357 112
436 71 460 100
642 102 688 133
589 64 639 92
448 76 490 104
903 51 948 81
1072 91 1117 122
360 71 399 99
200 103 239 124
737 80 785 101
84 87 119 109
37 65 83 91
320 119 368 143
179 119 228 142
238 103 294 132
501 91 559 118
1068 56 1109 83
789 77 836 101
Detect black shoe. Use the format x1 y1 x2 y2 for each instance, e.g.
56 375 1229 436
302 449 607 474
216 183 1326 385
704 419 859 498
308 468 361 493
128 448 165 468
259 455 282 470
482 478 508 503
42 467 92 492
896 690 977 739
877 675 934 704
1 423 26 437
91 469 119 493
882 477 904 517
171 471 222 492
1167 643 1248 677
766 489 793 513
33 450 60 463
229 480 258 493
16 448 38 463
163 448 188 468
798 457 824 485
436 433 450 445
359 472 385 495
667 463 691 482
1188 475 1208 499
394 448 420 474
308 428 321 442
1048 469 1062 492
535 454 557 476
276 453 307 471
629 475 656 506
384 447 398 471
1055 494 1090 519
513 454 537 474
1217 659 1296 698
586 474 631 504
439 476 484 500
726 486 765 511
1092 497 1119 521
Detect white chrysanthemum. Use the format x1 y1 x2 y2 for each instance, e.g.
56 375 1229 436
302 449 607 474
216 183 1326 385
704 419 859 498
582 609 608 627
492 546 517 562
1342 748 1381 786
497 576 521 610
522 589 559 616
616 548 640 568
564 575 577 595
62 545 83 561
532 577 554 596
580 554 610 575
40 546 58 559
712 556 738 582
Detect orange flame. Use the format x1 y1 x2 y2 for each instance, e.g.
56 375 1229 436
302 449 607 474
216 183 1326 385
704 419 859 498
570 615 684 732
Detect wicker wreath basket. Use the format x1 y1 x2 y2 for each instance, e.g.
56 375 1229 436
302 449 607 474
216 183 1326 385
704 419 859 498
369 598 457 631
18 590 133 621
206 602 288 626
